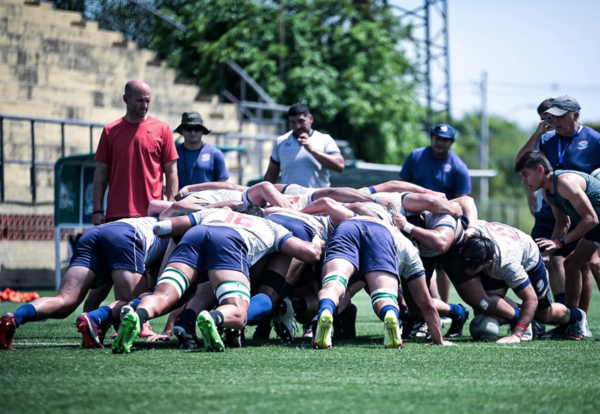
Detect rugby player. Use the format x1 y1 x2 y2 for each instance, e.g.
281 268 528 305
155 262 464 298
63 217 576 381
0 217 169 350
517 150 600 338
111 203 322 353
460 222 587 342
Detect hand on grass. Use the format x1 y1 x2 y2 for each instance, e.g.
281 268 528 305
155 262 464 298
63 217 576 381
496 334 521 344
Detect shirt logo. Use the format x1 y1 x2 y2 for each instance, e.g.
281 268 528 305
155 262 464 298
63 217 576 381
201 153 211 162
443 163 452 173
577 140 588 150
536 279 545 291
440 125 448 132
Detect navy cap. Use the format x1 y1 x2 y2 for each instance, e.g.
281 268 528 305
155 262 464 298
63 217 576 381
544 95 581 117
430 124 456 140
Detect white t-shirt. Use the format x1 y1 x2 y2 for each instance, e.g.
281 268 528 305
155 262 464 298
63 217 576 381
271 130 341 188
473 220 541 290
189 209 293 266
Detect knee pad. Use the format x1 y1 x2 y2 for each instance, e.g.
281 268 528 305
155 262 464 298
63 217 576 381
215 280 251 305
156 267 190 299
322 272 348 290
370 288 398 306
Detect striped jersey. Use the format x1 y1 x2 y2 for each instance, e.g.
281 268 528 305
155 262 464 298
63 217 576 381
416 212 458 258
189 209 293 266
117 217 170 266
348 215 425 280
473 220 541 290
265 207 334 242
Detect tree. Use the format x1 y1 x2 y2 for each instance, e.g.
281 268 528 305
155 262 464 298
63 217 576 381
150 0 427 163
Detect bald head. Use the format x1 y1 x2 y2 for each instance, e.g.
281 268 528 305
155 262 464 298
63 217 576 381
124 79 151 97
123 79 151 123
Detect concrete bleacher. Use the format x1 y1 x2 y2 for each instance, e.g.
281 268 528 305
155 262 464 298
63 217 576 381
0 0 277 287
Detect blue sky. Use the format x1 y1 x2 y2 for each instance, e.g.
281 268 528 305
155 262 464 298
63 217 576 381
393 0 600 130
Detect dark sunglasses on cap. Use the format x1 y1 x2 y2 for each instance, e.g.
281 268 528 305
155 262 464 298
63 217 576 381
182 126 204 132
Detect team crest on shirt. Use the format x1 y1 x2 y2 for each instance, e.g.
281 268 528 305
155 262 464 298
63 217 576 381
201 153 211 162
443 163 452 173
577 140 588 150
536 279 545 291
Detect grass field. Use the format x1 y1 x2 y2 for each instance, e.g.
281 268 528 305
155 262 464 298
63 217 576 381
1 288 600 414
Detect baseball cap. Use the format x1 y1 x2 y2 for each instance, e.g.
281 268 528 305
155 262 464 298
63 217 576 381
544 95 581 117
175 111 212 134
430 124 456 140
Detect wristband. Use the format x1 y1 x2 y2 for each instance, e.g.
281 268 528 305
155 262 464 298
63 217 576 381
403 223 414 234
92 210 104 215
554 238 564 248
515 323 528 332
374 196 379 204
534 130 542 138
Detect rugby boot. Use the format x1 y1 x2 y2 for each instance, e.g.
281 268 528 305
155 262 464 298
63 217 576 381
531 319 546 337
112 311 141 354
76 313 104 349
337 303 357 340
312 310 333 349
566 309 587 341
252 318 272 340
223 328 245 348
302 322 313 338
0 313 17 350
273 298 295 345
539 323 567 340
172 321 202 350
383 311 403 349
197 311 225 352
445 305 469 338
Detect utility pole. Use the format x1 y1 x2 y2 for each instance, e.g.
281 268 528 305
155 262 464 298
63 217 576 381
479 70 489 204
279 0 285 80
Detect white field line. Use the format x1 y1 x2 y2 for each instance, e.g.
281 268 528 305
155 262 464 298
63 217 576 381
13 342 81 347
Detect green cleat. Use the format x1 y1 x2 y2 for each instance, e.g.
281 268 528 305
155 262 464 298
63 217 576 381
383 311 403 349
111 311 142 354
312 310 333 349
196 311 225 352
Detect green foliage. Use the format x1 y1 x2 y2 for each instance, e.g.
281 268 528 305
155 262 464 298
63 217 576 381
150 0 427 163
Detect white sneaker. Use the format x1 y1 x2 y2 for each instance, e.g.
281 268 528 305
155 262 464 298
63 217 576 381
520 324 533 342
584 319 593 338
566 309 587 340
272 298 296 345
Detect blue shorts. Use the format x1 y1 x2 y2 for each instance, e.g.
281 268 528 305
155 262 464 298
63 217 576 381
531 212 578 257
167 225 250 280
265 215 315 242
324 220 397 276
481 255 547 296
69 222 145 278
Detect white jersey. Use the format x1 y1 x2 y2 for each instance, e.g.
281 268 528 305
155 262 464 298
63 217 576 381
266 207 334 242
189 209 293 266
474 220 541 290
282 184 318 196
348 216 425 280
285 193 315 211
358 187 372 195
417 212 459 258
356 202 394 225
376 192 414 216
117 217 170 266
187 189 243 204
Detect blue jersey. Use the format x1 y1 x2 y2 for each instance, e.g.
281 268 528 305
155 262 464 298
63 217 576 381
176 142 229 189
536 125 600 221
399 147 471 199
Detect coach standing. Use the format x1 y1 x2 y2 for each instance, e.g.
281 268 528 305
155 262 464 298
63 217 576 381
174 111 229 189
264 103 344 188
92 79 179 225
400 123 471 304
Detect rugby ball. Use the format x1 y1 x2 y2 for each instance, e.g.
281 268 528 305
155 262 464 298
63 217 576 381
469 315 500 341
591 168 600 182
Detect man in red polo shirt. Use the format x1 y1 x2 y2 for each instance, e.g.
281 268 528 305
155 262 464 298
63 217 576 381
92 79 178 224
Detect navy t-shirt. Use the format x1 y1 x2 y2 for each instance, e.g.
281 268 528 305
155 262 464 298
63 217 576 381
536 125 600 221
399 147 471 199
176 142 229 189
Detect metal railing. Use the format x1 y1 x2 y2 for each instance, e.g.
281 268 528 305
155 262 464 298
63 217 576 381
0 114 104 205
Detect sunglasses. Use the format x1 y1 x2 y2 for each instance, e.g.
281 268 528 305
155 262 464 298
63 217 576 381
182 126 204 132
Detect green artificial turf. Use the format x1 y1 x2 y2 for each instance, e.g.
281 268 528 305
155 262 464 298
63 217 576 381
1 289 599 414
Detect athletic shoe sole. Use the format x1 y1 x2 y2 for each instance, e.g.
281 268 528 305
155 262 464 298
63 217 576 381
75 314 104 349
197 311 225 352
111 312 141 354
384 314 403 349
313 311 333 349
0 313 17 350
